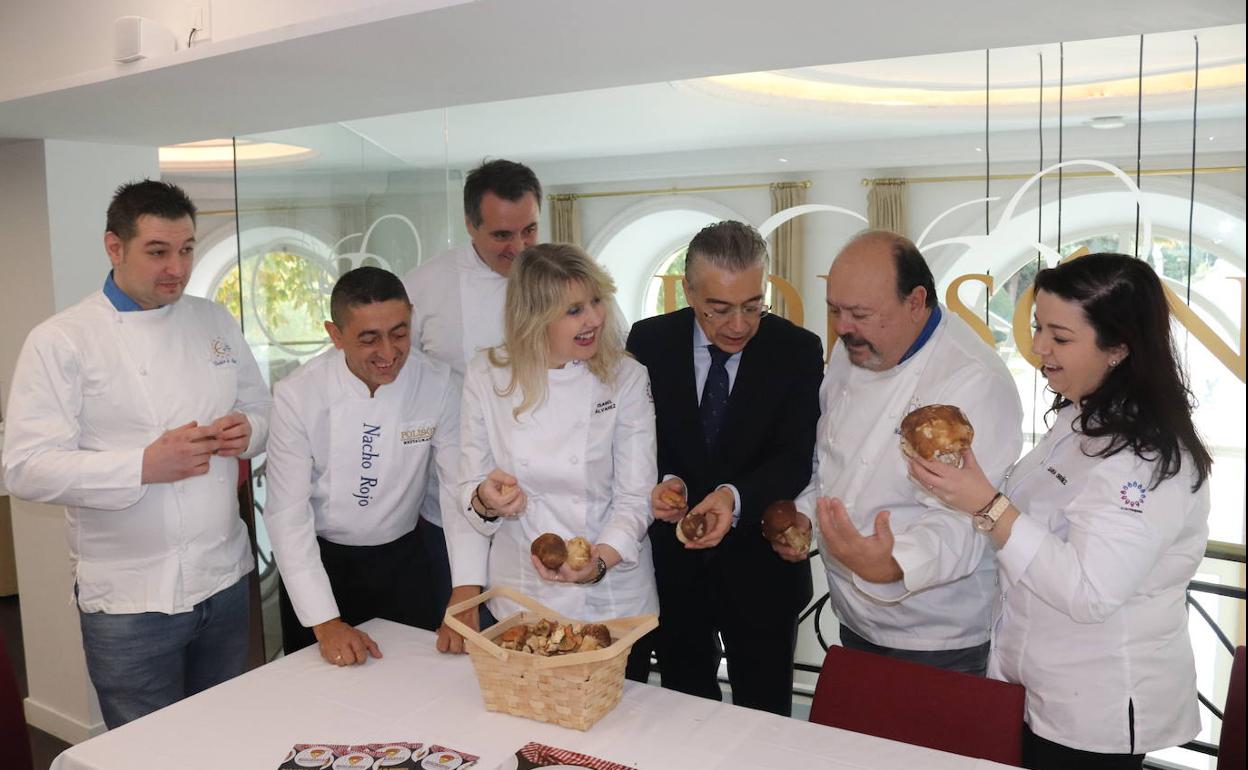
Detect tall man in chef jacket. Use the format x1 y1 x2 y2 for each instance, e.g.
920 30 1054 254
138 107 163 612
264 266 476 666
779 230 1023 675
2 180 271 729
401 159 542 651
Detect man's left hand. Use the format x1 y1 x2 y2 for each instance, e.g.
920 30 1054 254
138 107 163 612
209 412 252 457
684 487 734 549
815 497 903 583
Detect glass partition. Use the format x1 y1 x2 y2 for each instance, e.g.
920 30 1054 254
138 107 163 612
171 21 1242 768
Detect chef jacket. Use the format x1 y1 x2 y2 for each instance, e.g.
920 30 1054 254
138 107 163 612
264 347 471 627
402 244 507 529
454 351 660 622
2 291 271 614
796 308 1023 650
990 406 1209 754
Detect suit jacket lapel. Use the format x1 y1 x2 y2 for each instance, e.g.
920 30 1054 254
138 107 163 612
670 308 712 467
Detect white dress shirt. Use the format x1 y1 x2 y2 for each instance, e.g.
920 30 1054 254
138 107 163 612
991 406 1208 753
402 244 508 529
263 348 470 627
796 309 1023 650
453 352 659 622
2 292 271 614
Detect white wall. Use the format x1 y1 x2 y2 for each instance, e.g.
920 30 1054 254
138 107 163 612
0 140 161 743
0 0 418 98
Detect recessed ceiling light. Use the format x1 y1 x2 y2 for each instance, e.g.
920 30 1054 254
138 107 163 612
1089 116 1126 130
778 157 789 163
974 147 983 152
159 139 314 171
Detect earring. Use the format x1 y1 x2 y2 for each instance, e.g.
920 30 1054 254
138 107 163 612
1109 359 1118 367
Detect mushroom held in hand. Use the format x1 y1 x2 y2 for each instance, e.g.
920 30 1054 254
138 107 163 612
531 533 568 570
659 489 687 508
565 536 593 570
900 404 974 468
761 500 811 553
675 510 710 544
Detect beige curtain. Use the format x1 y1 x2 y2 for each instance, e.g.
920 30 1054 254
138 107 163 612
867 179 908 235
768 182 807 319
549 194 582 247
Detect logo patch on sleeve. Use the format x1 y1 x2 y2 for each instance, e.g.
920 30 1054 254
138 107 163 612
1119 480 1147 512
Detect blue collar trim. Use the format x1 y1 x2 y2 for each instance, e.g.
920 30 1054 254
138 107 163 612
103 271 146 312
898 305 942 365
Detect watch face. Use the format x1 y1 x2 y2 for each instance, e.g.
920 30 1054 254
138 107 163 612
973 513 995 532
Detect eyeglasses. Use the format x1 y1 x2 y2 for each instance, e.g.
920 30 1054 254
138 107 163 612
697 303 770 322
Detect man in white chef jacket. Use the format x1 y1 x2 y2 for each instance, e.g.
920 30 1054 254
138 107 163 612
2 180 271 728
785 230 1023 675
265 266 470 666
400 159 542 650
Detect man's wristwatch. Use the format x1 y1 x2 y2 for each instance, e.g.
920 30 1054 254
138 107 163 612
580 557 608 585
973 492 1011 532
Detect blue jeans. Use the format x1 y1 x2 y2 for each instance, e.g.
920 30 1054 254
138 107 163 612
79 576 250 729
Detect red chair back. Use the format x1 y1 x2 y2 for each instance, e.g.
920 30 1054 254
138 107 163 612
0 625 34 770
1218 645 1246 770
810 645 1025 767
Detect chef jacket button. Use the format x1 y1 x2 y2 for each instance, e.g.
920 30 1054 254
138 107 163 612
139 366 148 376
574 420 586 429
569 456 579 465
859 458 869 465
520 459 529 467
216 476 226 484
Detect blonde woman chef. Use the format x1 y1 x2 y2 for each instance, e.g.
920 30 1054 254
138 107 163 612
446 243 657 681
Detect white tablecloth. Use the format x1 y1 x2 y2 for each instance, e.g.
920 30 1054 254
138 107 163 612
50 619 1013 770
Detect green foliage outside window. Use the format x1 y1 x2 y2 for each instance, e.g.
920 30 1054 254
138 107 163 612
213 249 332 346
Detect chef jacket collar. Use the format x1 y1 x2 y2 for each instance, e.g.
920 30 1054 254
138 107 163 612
897 304 942 366
103 270 149 312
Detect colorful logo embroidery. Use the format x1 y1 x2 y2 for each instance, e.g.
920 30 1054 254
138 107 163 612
1120 480 1147 510
210 336 237 366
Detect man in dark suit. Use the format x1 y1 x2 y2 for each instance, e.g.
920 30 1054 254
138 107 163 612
626 220 823 716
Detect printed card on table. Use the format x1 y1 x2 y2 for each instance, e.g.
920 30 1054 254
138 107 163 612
277 741 479 769
505 741 636 770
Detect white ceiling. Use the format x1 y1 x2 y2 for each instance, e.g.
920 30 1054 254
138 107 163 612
213 25 1242 183
1 0 1244 149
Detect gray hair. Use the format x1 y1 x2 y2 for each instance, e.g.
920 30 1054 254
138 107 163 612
685 220 769 285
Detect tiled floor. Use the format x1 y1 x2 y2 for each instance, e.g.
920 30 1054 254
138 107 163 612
1 594 72 770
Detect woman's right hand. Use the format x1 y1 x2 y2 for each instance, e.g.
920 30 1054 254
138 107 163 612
651 477 688 523
477 468 527 517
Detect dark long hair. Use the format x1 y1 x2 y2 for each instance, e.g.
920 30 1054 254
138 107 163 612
1034 253 1211 491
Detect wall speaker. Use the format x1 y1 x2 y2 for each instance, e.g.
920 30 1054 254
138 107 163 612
113 16 177 63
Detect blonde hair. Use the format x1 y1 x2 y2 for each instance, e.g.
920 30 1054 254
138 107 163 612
488 243 626 417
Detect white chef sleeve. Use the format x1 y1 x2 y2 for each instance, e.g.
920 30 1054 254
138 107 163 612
596 364 657 570
886 369 1023 596
2 325 146 509
435 372 490 588
218 308 272 458
262 381 339 628
998 452 1196 624
456 358 504 545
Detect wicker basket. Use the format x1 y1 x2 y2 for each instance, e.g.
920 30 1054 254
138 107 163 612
443 586 658 731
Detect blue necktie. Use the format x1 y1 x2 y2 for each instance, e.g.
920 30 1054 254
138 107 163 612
701 345 732 449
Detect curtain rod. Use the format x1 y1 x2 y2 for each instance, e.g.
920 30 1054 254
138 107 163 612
862 165 1244 186
549 180 811 202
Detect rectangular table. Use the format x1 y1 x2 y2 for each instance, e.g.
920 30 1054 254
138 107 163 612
51 619 1013 770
